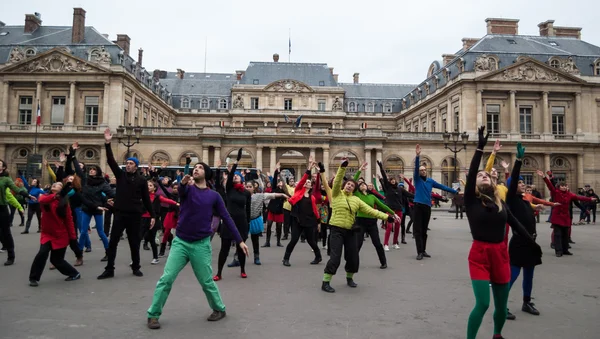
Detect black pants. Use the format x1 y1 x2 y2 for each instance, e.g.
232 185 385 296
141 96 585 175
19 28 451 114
0 205 15 260
455 205 463 219
283 219 321 260
104 209 113 237
251 233 260 254
9 205 24 226
356 217 386 266
553 225 571 253
140 217 159 260
402 207 414 233
586 206 597 223
320 222 330 247
283 209 291 237
413 203 432 254
105 212 142 272
217 237 246 276
29 242 79 282
324 225 359 276
265 219 282 244
25 203 41 232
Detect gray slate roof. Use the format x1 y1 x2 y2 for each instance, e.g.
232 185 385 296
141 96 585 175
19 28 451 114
160 78 235 97
340 83 416 99
470 34 600 57
163 72 235 81
241 62 337 86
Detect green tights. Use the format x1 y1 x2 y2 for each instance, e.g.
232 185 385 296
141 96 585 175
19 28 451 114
467 280 509 339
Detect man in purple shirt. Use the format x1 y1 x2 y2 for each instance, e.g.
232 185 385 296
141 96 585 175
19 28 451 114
147 162 249 330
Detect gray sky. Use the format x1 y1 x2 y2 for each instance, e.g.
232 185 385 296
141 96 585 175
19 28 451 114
3 0 599 84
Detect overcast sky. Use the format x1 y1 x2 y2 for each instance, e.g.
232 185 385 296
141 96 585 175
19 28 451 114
3 0 599 84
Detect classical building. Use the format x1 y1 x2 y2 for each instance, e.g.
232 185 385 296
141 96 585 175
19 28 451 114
1 10 600 196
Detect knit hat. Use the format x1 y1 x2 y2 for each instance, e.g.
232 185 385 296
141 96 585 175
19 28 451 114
195 162 213 181
398 182 405 187
126 157 139 167
506 176 523 188
234 171 244 183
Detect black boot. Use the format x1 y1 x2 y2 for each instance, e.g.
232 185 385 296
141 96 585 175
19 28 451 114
321 281 335 293
100 251 108 262
346 277 357 288
282 252 291 266
401 236 407 244
310 256 322 265
276 231 283 247
159 243 166 257
522 301 540 315
506 309 516 320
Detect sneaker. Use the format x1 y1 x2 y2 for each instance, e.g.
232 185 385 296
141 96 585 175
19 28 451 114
147 318 161 329
143 244 150 251
158 253 165 258
384 245 390 251
151 258 160 265
133 270 144 277
522 302 540 315
4 259 14 266
393 244 400 250
85 248 92 253
65 273 81 281
207 310 226 322
380 264 387 269
49 264 56 270
506 310 516 320
422 252 431 258
346 278 358 288
416 253 424 260
29 280 39 287
227 260 240 268
20 231 29 234
100 255 108 262
97 270 114 280
310 257 322 265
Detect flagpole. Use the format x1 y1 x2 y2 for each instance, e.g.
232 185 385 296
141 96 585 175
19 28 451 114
34 100 39 154
288 28 291 62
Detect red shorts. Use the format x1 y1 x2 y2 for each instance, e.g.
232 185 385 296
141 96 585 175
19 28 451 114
468 240 510 284
267 212 284 223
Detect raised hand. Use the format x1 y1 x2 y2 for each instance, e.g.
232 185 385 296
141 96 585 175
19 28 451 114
376 160 383 168
104 128 112 143
42 159 48 167
181 174 191 185
59 152 66 163
360 162 368 171
72 141 79 150
54 161 61 168
415 144 421 156
477 126 489 149
492 139 502 154
236 148 243 162
536 170 545 178
276 162 281 171
500 160 509 169
516 142 526 159
318 162 325 173
340 157 349 168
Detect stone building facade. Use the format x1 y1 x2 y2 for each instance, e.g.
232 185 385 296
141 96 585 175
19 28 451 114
1 11 600 196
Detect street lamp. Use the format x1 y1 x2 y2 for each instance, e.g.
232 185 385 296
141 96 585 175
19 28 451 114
116 124 143 162
443 130 469 185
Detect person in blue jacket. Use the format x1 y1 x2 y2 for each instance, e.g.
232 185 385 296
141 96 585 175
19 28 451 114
20 173 44 234
412 144 457 260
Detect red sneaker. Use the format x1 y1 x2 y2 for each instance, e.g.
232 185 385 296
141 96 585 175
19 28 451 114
240 273 247 279
213 275 221 281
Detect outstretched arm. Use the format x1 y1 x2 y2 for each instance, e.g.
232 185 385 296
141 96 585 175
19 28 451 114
465 127 489 206
507 143 525 201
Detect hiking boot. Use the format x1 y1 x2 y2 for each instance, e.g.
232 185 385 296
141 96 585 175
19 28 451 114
282 259 291 267
253 254 261 265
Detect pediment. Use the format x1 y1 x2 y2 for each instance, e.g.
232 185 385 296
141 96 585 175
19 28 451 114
475 57 586 84
264 79 314 93
1 48 109 74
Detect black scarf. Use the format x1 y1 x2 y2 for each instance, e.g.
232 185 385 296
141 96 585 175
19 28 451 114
87 175 105 186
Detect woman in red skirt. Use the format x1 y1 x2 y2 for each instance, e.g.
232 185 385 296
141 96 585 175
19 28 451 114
263 165 287 248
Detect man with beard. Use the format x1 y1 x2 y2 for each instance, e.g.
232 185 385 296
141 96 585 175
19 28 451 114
146 162 249 330
412 144 457 260
97 128 155 279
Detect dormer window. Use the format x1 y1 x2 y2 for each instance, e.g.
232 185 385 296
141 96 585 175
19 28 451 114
384 103 392 113
507 39 517 44
366 102 374 113
25 48 36 57
253 79 259 85
201 99 209 109
550 59 560 68
348 102 356 112
219 99 228 109
594 59 600 76
319 81 325 86
181 98 190 109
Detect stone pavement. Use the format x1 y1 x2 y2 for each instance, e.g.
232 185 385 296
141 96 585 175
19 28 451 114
1 211 599 339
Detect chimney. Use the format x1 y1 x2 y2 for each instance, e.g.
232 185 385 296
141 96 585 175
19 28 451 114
554 25 582 40
538 20 555 37
353 73 360 84
115 34 131 56
442 54 456 66
71 8 86 43
329 67 334 75
333 74 339 82
24 13 42 34
485 18 519 35
176 69 185 79
153 69 160 80
273 53 279 62
236 70 245 81
461 38 479 50
138 48 143 67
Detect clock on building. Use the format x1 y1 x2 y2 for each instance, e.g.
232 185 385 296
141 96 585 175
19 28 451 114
285 82 293 90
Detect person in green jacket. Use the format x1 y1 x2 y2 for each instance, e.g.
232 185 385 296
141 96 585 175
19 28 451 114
320 158 400 293
0 159 34 265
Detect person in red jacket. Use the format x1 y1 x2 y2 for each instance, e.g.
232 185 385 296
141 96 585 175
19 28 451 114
537 170 596 257
28 181 81 286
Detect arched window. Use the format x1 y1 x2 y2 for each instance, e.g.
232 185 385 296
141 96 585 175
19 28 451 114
550 59 560 68
181 98 190 108
219 99 228 109
348 102 356 112
201 99 209 109
25 48 36 57
366 102 374 113
384 102 392 113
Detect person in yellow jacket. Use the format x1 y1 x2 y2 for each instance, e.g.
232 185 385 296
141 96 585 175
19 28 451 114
320 158 400 293
485 140 510 201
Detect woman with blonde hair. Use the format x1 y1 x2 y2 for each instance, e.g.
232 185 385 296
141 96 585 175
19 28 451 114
465 127 541 339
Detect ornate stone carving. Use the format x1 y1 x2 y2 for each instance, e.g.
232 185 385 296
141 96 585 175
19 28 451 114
331 97 343 112
442 68 450 81
456 58 464 73
268 95 275 106
550 56 580 75
90 46 111 65
301 95 309 107
151 151 170 165
401 99 407 110
265 79 312 93
501 63 560 82
474 54 498 71
13 53 93 73
232 94 244 109
8 47 26 64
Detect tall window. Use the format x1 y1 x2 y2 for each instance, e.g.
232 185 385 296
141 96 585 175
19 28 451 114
519 106 533 134
348 102 356 112
18 96 33 125
366 102 374 113
431 119 436 132
124 100 129 125
134 106 139 126
143 112 147 127
84 96 99 126
422 121 427 132
51 97 66 125
181 97 190 108
413 122 419 132
250 97 259 110
552 106 565 135
318 99 326 111
441 110 447 131
284 98 292 111
219 99 227 109
486 104 500 134
453 106 460 131
201 99 209 109
384 102 392 113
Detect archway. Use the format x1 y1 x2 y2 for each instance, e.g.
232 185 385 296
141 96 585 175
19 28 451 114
149 150 171 166
224 148 254 168
383 155 405 179
331 150 360 178
278 149 308 180
121 149 143 164
521 156 540 189
178 151 199 166
441 156 461 188
411 156 433 178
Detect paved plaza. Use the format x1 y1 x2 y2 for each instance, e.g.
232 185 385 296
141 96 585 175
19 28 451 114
1 210 599 339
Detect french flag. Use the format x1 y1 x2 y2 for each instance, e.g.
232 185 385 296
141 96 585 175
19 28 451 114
36 101 41 126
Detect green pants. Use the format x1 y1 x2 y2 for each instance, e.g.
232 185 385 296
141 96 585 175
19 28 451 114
147 237 225 319
467 280 509 339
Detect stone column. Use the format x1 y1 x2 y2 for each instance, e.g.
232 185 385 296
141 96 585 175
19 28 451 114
323 148 330 177
297 164 302 180
309 148 316 160
256 146 263 170
269 147 277 172
67 82 76 126
0 81 8 124
575 92 582 134
202 147 209 163
544 153 551 198
375 149 383 168
509 90 517 134
100 146 108 175
446 97 453 132
102 81 110 126
542 91 549 135
364 148 372 178
577 154 584 188
213 147 221 167
476 90 483 127
36 81 42 124
435 107 440 132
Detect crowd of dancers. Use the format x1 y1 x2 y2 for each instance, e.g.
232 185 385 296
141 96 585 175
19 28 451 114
0 126 596 337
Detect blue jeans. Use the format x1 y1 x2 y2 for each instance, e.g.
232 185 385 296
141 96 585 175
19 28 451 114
509 265 534 300
79 211 109 250
75 208 91 250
